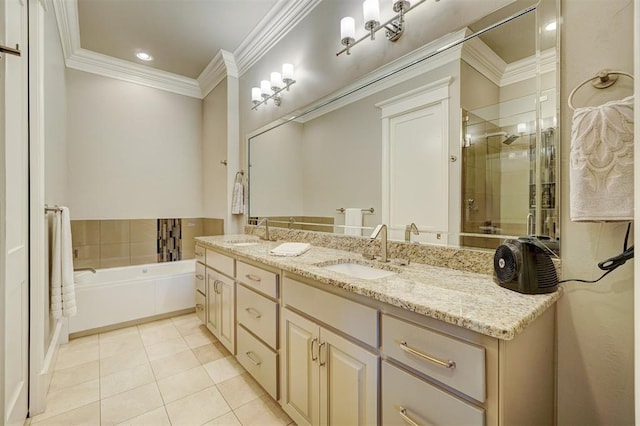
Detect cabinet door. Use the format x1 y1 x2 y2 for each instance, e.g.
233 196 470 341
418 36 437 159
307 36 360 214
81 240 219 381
320 328 378 426
218 276 235 354
281 309 320 426
205 268 220 336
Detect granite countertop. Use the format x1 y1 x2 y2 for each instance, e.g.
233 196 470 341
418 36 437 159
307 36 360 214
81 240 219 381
195 235 561 340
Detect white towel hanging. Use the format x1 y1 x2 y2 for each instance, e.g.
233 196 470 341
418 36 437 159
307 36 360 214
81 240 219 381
344 208 363 236
51 206 77 318
231 171 245 215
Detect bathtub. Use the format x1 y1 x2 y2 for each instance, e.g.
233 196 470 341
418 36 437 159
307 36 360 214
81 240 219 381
68 259 196 334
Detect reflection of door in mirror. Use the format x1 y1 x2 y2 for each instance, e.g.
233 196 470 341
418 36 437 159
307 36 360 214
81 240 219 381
380 79 452 245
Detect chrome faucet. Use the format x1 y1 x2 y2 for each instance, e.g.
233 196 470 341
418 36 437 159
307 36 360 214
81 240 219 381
74 267 96 273
405 223 419 242
257 217 270 241
369 224 388 263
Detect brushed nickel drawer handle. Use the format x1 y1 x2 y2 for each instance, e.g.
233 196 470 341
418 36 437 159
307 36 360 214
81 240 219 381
196 274 204 280
245 351 262 366
399 406 423 426
245 307 262 319
245 274 262 282
399 341 456 369
214 279 225 294
311 337 319 361
319 342 326 366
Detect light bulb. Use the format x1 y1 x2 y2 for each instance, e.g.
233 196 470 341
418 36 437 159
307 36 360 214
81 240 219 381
363 0 380 25
282 64 294 82
341 17 355 40
260 80 271 96
270 72 283 90
251 87 261 103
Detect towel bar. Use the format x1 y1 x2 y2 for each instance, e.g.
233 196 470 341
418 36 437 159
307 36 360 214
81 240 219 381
336 207 375 214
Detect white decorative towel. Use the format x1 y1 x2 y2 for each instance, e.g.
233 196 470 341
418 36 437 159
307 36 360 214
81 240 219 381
50 211 62 319
51 207 77 319
570 95 634 221
344 208 363 236
269 242 311 257
232 182 245 214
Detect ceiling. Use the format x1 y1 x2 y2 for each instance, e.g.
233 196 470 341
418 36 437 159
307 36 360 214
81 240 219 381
77 0 279 79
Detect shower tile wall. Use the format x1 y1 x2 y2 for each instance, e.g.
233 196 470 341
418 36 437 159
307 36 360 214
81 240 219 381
71 218 224 269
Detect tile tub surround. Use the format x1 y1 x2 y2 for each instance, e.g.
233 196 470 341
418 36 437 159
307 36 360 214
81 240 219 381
196 235 561 340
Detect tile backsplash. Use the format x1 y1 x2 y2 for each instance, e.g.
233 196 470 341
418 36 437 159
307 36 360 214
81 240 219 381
71 218 224 269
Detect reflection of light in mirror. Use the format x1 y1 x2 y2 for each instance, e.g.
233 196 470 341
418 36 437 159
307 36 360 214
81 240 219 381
136 52 153 61
517 123 527 133
544 21 556 31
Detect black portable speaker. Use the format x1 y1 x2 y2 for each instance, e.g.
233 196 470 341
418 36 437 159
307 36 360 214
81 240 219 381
493 237 558 294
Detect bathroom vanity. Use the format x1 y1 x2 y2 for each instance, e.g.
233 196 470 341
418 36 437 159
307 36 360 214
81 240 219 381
194 234 560 426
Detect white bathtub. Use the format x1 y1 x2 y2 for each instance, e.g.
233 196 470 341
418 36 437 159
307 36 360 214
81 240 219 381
68 260 196 334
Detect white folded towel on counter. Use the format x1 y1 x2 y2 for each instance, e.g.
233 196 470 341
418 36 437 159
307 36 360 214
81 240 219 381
570 95 634 221
269 242 311 257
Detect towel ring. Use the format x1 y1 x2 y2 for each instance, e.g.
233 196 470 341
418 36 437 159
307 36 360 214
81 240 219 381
568 69 634 110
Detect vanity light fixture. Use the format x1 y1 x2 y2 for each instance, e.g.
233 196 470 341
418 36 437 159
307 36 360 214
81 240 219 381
338 0 439 56
251 63 296 110
136 51 153 61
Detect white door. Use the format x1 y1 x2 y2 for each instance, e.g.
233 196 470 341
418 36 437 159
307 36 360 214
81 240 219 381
0 0 29 423
388 104 448 244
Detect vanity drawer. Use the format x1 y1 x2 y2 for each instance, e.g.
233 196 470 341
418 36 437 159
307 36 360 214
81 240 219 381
195 291 205 324
236 261 278 298
195 262 206 294
206 249 234 277
237 285 278 349
382 314 485 402
382 361 484 426
194 244 206 264
283 277 378 348
236 325 278 400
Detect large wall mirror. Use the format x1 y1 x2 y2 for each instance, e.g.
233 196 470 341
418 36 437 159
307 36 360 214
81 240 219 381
248 0 559 253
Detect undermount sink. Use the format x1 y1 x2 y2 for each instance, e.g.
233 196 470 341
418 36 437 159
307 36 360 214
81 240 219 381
321 262 397 280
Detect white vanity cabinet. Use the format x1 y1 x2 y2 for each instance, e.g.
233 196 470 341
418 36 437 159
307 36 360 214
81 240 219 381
204 250 235 354
281 276 378 426
235 260 281 400
194 244 206 324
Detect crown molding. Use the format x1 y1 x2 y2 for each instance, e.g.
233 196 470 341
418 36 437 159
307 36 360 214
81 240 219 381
501 48 556 86
67 48 203 97
198 50 238 98
461 36 506 87
233 0 322 77
53 0 319 98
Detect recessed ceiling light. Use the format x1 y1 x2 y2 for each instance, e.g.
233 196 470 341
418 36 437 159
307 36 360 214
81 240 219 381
544 21 557 31
136 52 153 61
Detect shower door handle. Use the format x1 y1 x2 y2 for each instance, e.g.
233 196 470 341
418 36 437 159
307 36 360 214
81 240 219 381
0 44 21 57
526 213 534 235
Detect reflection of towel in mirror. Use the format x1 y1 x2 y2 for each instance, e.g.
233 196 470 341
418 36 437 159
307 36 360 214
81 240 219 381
570 95 634 221
345 208 363 236
232 182 245 214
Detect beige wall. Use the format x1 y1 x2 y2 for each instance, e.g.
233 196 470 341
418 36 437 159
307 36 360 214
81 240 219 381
44 0 68 206
557 0 634 424
66 69 204 219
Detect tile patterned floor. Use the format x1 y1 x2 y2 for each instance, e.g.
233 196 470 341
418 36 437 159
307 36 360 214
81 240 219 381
27 314 294 426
